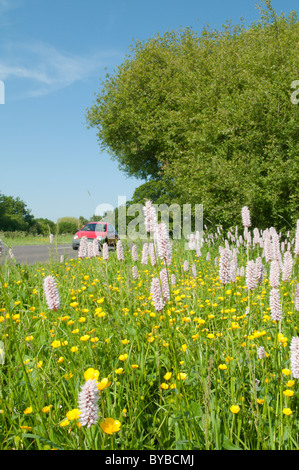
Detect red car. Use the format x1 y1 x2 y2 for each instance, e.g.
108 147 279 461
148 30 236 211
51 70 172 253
72 222 118 250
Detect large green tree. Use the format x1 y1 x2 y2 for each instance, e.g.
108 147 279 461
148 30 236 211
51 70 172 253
86 1 299 230
0 193 35 231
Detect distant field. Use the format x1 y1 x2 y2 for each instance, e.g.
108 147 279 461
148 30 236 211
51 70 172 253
0 233 73 247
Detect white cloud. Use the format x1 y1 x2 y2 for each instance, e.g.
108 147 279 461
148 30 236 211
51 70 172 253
0 40 120 99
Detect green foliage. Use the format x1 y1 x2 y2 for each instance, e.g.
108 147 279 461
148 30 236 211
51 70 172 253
86 1 299 231
57 217 79 234
0 193 34 232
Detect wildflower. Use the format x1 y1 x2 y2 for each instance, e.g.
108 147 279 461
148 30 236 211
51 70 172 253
294 284 299 312
97 378 111 391
255 257 264 285
23 407 33 414
160 268 170 302
257 346 267 359
43 275 60 311
143 200 157 235
257 399 265 405
100 417 121 435
282 408 293 416
164 372 172 381
283 389 294 397
80 335 90 342
290 336 299 378
84 368 100 381
78 236 87 258
246 260 257 291
59 419 69 427
218 364 227 370
294 220 299 257
219 248 232 285
150 277 164 312
282 251 293 282
116 240 124 262
269 288 283 322
177 372 187 381
51 340 61 348
66 409 81 420
282 368 292 376
78 379 99 428
132 266 139 280
161 383 169 390
115 368 124 375
230 405 240 414
20 425 32 431
42 406 52 413
102 242 109 261
241 206 251 228
141 243 148 265
155 222 172 266
149 242 157 267
119 354 128 361
131 244 138 262
269 260 280 288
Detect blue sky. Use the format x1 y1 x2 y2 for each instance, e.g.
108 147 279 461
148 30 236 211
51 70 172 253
0 0 298 222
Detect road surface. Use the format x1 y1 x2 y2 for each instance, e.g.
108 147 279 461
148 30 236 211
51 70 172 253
0 244 76 265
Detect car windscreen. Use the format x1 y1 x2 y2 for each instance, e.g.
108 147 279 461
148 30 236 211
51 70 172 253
81 223 107 232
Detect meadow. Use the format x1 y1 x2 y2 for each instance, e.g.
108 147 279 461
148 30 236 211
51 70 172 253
0 204 298 450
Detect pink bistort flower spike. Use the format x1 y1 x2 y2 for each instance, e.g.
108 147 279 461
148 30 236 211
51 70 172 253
269 259 280 288
246 260 257 291
269 288 283 322
43 275 60 311
78 379 99 428
219 248 232 285
143 200 157 235
294 284 299 312
282 251 293 283
102 242 109 261
160 268 170 302
241 206 251 228
294 220 299 257
290 336 299 378
116 240 124 262
141 243 148 265
150 277 164 312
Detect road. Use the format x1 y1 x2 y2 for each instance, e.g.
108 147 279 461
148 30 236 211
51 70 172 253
0 244 76 265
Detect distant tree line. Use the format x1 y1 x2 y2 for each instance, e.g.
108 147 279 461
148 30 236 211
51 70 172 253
0 192 90 236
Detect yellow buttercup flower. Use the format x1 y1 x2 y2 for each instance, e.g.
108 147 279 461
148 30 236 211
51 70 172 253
66 409 81 420
23 407 33 414
282 408 293 416
42 405 52 413
230 405 240 414
119 354 128 361
164 372 172 381
97 377 111 391
84 368 100 381
283 389 294 397
100 418 121 435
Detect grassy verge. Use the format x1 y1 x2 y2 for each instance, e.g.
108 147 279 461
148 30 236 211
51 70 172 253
0 222 298 450
0 233 73 247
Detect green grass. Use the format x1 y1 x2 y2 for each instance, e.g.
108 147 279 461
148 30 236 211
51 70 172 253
0 233 73 247
0 230 298 450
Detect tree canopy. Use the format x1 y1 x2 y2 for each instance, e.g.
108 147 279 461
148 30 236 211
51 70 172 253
86 1 299 231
